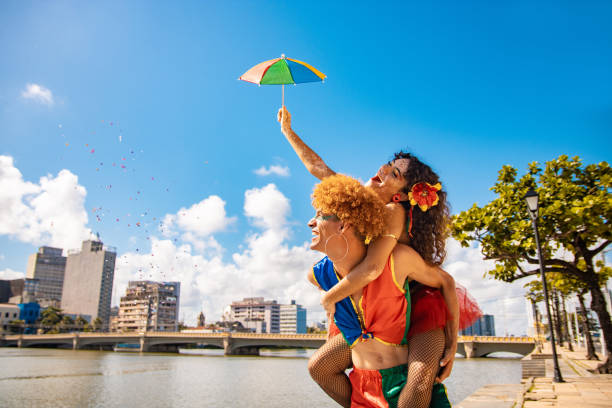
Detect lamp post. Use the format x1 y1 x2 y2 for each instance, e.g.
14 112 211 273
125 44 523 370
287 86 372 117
524 187 564 382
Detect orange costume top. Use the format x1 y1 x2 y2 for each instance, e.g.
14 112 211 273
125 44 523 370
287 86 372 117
313 254 411 347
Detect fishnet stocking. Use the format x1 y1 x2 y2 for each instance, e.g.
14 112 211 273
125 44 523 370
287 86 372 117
398 329 445 408
308 334 352 408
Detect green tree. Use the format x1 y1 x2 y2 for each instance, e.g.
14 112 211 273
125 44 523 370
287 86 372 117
40 307 63 333
452 155 612 372
92 317 103 332
74 316 89 332
60 315 75 332
8 319 25 334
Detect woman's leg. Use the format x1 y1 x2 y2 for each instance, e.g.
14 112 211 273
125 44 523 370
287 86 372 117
398 329 445 408
308 334 352 407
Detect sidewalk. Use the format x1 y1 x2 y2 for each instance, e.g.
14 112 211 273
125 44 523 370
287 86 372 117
522 346 612 408
457 346 612 408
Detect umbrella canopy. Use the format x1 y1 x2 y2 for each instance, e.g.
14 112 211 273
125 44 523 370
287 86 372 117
239 54 326 85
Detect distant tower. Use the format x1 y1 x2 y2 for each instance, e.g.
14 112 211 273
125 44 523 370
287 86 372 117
61 240 116 328
26 246 66 302
197 311 206 327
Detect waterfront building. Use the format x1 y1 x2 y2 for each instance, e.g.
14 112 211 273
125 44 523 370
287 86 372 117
461 314 496 336
18 302 40 325
115 281 180 332
61 240 116 328
280 300 307 334
0 303 20 333
26 246 66 302
230 297 280 334
0 279 24 303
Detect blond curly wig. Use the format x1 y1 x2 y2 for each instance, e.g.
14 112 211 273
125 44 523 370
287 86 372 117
312 174 386 240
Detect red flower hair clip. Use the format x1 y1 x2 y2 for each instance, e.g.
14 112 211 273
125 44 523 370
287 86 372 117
409 182 442 211
406 182 442 238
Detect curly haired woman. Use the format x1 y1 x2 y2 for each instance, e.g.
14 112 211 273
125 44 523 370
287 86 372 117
278 107 480 408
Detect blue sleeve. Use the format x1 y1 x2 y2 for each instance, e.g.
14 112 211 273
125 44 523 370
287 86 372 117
312 256 338 291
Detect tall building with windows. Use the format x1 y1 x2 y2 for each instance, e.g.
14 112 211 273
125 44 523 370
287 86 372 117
26 246 66 303
115 281 180 332
461 314 495 336
230 297 280 333
61 240 116 328
280 300 307 334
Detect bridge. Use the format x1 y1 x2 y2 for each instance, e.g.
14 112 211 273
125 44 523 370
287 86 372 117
0 333 535 357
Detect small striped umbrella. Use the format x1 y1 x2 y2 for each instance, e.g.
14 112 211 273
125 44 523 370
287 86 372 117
239 54 326 105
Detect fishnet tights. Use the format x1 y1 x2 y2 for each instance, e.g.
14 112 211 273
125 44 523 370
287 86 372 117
308 334 352 408
309 329 445 408
398 329 446 408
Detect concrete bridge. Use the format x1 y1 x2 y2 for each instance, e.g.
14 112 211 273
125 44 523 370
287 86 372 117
456 336 536 358
0 333 535 357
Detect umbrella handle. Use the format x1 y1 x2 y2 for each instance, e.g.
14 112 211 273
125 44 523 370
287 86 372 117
282 84 284 107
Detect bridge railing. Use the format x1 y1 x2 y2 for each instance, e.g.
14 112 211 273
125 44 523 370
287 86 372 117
457 335 535 343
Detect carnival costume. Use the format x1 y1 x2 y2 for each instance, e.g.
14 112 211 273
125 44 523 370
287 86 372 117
312 255 451 408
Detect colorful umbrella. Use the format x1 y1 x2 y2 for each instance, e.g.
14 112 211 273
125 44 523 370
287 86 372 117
239 54 326 105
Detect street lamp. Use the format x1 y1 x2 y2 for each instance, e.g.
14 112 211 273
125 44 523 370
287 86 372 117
524 187 564 382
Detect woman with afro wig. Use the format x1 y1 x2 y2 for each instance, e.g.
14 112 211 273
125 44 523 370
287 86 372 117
279 107 480 408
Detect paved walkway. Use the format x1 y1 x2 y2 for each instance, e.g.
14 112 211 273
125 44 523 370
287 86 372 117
457 346 612 408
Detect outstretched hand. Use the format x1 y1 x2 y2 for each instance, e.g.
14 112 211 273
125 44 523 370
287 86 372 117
436 337 457 383
277 106 292 132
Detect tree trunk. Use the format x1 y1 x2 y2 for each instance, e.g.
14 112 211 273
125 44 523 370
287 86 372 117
561 295 574 351
587 281 612 373
552 288 565 347
578 293 598 360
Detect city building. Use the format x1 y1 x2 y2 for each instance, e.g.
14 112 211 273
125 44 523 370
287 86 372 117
0 303 21 333
61 240 116 328
280 300 307 334
230 297 280 334
461 314 495 336
25 246 66 303
115 281 180 332
0 279 24 303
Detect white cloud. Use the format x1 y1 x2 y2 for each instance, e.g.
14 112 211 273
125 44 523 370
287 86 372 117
444 238 534 336
244 184 290 233
0 268 25 280
254 165 290 177
115 184 322 326
0 155 92 249
161 196 236 240
21 83 54 106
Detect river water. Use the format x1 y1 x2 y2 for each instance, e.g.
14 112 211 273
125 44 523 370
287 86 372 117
0 348 521 407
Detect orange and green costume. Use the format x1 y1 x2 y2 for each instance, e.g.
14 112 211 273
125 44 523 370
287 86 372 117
312 255 451 408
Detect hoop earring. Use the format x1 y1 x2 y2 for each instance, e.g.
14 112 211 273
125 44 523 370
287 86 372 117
324 233 349 262
392 194 402 203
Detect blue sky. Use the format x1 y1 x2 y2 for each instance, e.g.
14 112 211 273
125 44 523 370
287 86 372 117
1 2 610 329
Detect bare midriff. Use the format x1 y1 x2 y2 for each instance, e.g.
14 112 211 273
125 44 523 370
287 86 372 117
351 339 408 370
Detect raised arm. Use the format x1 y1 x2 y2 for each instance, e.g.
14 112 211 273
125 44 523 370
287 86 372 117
393 244 459 382
320 203 405 312
277 106 335 180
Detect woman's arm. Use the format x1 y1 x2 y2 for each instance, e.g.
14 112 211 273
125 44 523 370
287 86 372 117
393 245 459 382
278 106 335 180
320 204 405 313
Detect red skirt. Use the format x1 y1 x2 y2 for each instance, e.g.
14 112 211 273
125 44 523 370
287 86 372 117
407 284 482 338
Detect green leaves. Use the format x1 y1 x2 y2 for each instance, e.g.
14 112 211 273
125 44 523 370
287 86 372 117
452 155 610 290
